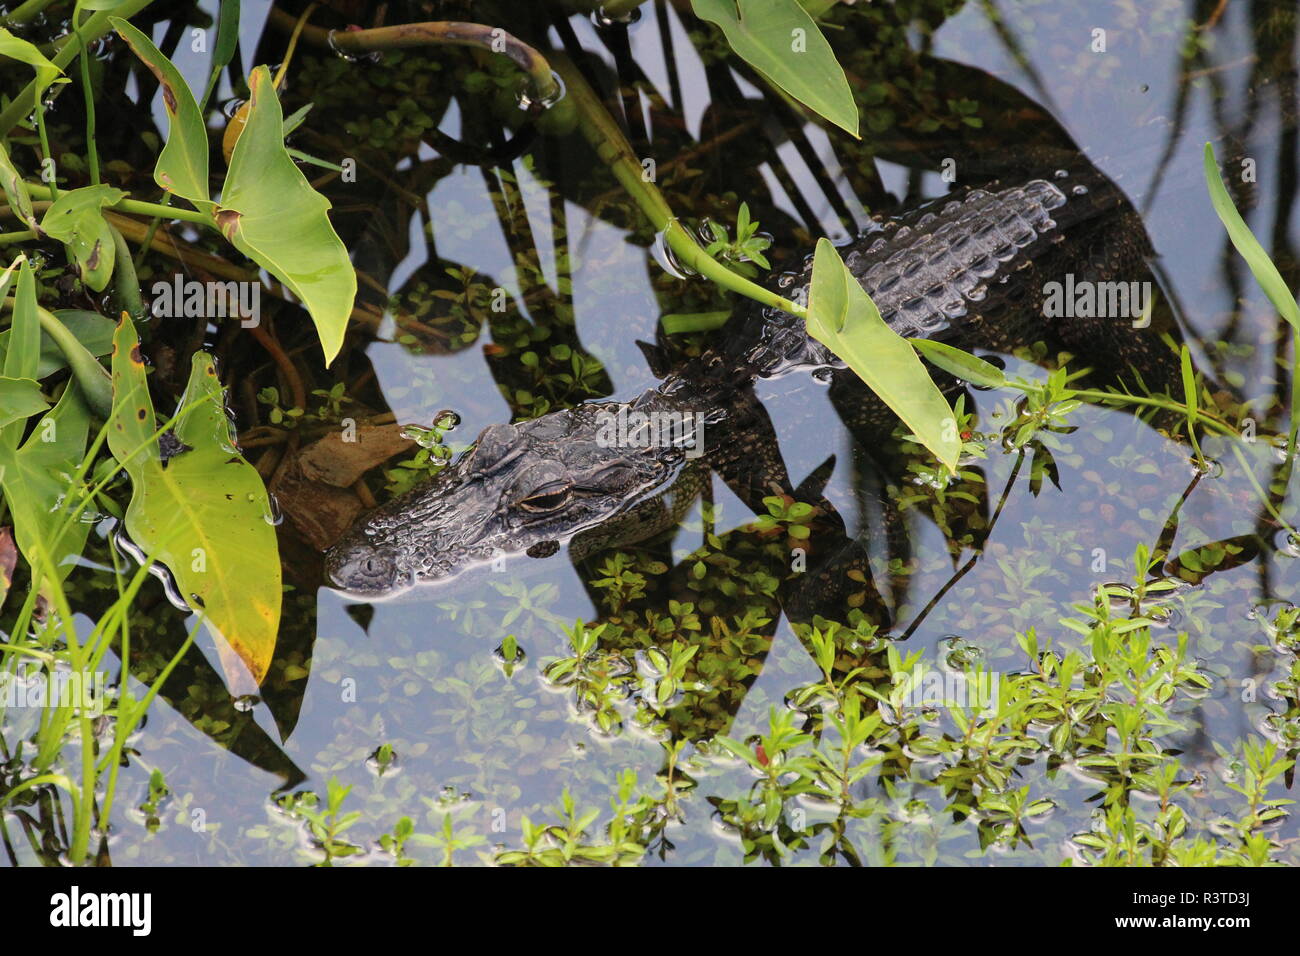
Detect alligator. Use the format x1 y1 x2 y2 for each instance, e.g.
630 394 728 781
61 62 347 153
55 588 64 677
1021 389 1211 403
325 153 1171 599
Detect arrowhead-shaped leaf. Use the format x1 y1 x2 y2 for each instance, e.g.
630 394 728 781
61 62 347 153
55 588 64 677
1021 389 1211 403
218 66 355 366
39 184 127 291
691 0 858 137
108 319 281 686
111 17 213 207
806 239 960 471
0 375 49 428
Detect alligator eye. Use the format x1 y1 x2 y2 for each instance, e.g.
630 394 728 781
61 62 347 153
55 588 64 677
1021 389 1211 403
518 481 572 513
326 546 402 596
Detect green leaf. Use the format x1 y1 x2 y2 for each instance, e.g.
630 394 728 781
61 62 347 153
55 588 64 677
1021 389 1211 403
36 307 113 418
0 309 116 379
217 66 355 365
111 17 213 208
691 0 858 137
912 338 1008 389
0 27 63 100
0 258 37 390
1203 142 1300 332
806 239 960 471
0 141 37 231
0 382 91 586
39 184 127 291
660 310 732 334
0 375 48 428
108 319 281 685
1179 344 1197 423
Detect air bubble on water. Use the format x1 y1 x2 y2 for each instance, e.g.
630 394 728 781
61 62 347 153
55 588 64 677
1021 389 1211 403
1054 169 1069 179
433 409 460 431
1072 185 1089 195
592 5 644 27
1190 455 1222 478
651 225 697 279
232 694 260 713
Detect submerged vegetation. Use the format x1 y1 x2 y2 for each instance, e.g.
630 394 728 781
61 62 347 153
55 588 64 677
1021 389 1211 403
0 0 1298 866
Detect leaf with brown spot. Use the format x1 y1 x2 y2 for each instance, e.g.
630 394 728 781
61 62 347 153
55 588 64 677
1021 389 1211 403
108 318 281 687
111 18 214 210
219 66 355 365
39 185 127 292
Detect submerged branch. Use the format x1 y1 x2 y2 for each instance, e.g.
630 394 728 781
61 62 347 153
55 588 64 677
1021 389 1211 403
265 8 561 104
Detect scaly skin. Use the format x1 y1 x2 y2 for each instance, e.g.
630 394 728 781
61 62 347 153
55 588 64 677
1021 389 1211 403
325 161 1158 598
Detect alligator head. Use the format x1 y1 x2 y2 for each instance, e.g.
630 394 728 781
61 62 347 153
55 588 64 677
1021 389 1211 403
324 393 704 598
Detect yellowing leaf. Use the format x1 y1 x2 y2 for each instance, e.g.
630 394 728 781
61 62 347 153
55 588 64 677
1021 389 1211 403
108 319 281 686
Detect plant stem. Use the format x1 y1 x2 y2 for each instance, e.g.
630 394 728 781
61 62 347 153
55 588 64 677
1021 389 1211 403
23 181 212 225
0 0 158 138
2 0 57 27
75 12 100 185
552 52 805 317
108 223 144 320
0 229 37 244
265 8 561 104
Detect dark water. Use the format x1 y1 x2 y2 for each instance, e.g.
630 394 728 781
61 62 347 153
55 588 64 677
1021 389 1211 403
3 0 1300 865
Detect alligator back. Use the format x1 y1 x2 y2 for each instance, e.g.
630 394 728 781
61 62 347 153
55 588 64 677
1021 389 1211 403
701 159 1154 386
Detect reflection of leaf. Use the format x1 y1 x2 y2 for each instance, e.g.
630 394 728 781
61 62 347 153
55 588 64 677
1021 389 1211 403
219 66 355 366
39 185 127 291
110 18 213 207
0 375 49 427
806 239 959 471
691 0 858 136
108 319 281 686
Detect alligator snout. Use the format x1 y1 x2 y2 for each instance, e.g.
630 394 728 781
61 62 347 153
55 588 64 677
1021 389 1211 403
324 543 409 597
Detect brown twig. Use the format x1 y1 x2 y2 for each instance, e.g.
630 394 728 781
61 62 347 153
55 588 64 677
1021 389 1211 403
265 8 560 103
